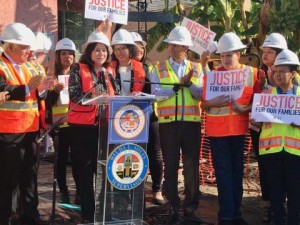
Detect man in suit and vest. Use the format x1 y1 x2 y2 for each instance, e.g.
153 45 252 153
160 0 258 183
0 23 53 225
201 32 262 225
151 26 203 222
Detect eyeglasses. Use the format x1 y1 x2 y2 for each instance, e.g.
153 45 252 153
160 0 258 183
114 46 127 53
272 70 291 76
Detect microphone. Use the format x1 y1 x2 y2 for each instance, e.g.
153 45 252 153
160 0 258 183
107 69 121 95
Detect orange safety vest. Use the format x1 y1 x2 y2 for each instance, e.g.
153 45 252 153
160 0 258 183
203 65 257 137
24 61 47 131
110 59 145 92
0 56 40 133
67 63 115 126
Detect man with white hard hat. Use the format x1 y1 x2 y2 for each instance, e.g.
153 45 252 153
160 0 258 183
151 26 203 222
259 49 300 225
201 32 264 225
0 22 53 225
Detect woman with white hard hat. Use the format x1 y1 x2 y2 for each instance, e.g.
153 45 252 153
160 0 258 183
108 28 146 214
67 31 116 222
259 49 300 225
201 32 264 225
249 32 288 223
45 37 80 205
110 28 145 96
260 33 288 87
131 31 165 205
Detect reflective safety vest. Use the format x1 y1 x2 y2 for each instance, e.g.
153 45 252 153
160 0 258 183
155 60 202 123
259 86 300 156
24 61 48 130
52 104 69 128
67 63 115 126
110 59 145 92
0 56 39 133
203 65 257 137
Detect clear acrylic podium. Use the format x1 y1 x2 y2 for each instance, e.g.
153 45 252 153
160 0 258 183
81 95 156 225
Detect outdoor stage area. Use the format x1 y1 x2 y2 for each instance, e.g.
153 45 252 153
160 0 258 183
33 152 267 225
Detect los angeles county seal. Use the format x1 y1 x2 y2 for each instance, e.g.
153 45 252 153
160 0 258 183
106 143 149 190
113 104 145 139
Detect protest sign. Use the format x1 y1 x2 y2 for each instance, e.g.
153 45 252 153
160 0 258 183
251 93 300 125
85 0 128 25
205 68 249 100
181 17 216 55
57 75 70 105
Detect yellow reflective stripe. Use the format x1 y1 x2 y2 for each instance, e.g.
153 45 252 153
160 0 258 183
158 105 200 117
285 137 300 150
32 62 46 76
24 62 39 76
244 66 254 87
0 101 38 110
0 58 15 81
158 62 168 78
208 107 230 115
259 137 282 149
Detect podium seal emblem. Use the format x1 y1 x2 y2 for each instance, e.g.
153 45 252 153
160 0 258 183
113 104 145 139
106 143 149 190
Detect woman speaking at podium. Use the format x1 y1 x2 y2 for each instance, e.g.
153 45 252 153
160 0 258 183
67 31 116 222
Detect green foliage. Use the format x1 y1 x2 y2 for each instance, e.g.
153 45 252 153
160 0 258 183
268 0 300 55
146 0 299 55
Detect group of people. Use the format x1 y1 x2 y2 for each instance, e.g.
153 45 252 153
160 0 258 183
0 20 300 225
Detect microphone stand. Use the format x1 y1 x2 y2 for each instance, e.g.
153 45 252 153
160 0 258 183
39 80 101 224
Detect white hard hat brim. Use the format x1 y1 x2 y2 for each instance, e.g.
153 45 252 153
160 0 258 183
274 61 300 66
163 39 193 47
259 44 287 50
138 40 147 47
1 38 31 46
215 45 247 54
111 41 136 46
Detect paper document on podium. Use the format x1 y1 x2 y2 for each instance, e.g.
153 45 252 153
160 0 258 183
81 92 167 105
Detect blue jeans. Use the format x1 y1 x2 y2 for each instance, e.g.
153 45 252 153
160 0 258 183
209 135 245 220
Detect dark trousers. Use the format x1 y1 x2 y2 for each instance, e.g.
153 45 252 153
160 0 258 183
147 120 163 193
0 132 39 225
71 126 98 222
55 126 79 194
159 121 200 210
209 135 245 220
249 128 270 201
261 151 300 225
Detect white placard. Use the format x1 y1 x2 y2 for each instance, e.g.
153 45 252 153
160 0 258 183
57 75 70 105
84 0 128 25
181 17 216 55
205 69 249 100
251 93 300 125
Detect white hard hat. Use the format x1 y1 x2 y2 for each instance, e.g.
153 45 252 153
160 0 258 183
274 49 300 66
131 32 146 47
84 32 112 54
216 32 247 54
55 38 76 51
111 29 136 46
27 28 38 51
163 26 193 47
0 23 35 46
260 33 287 50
